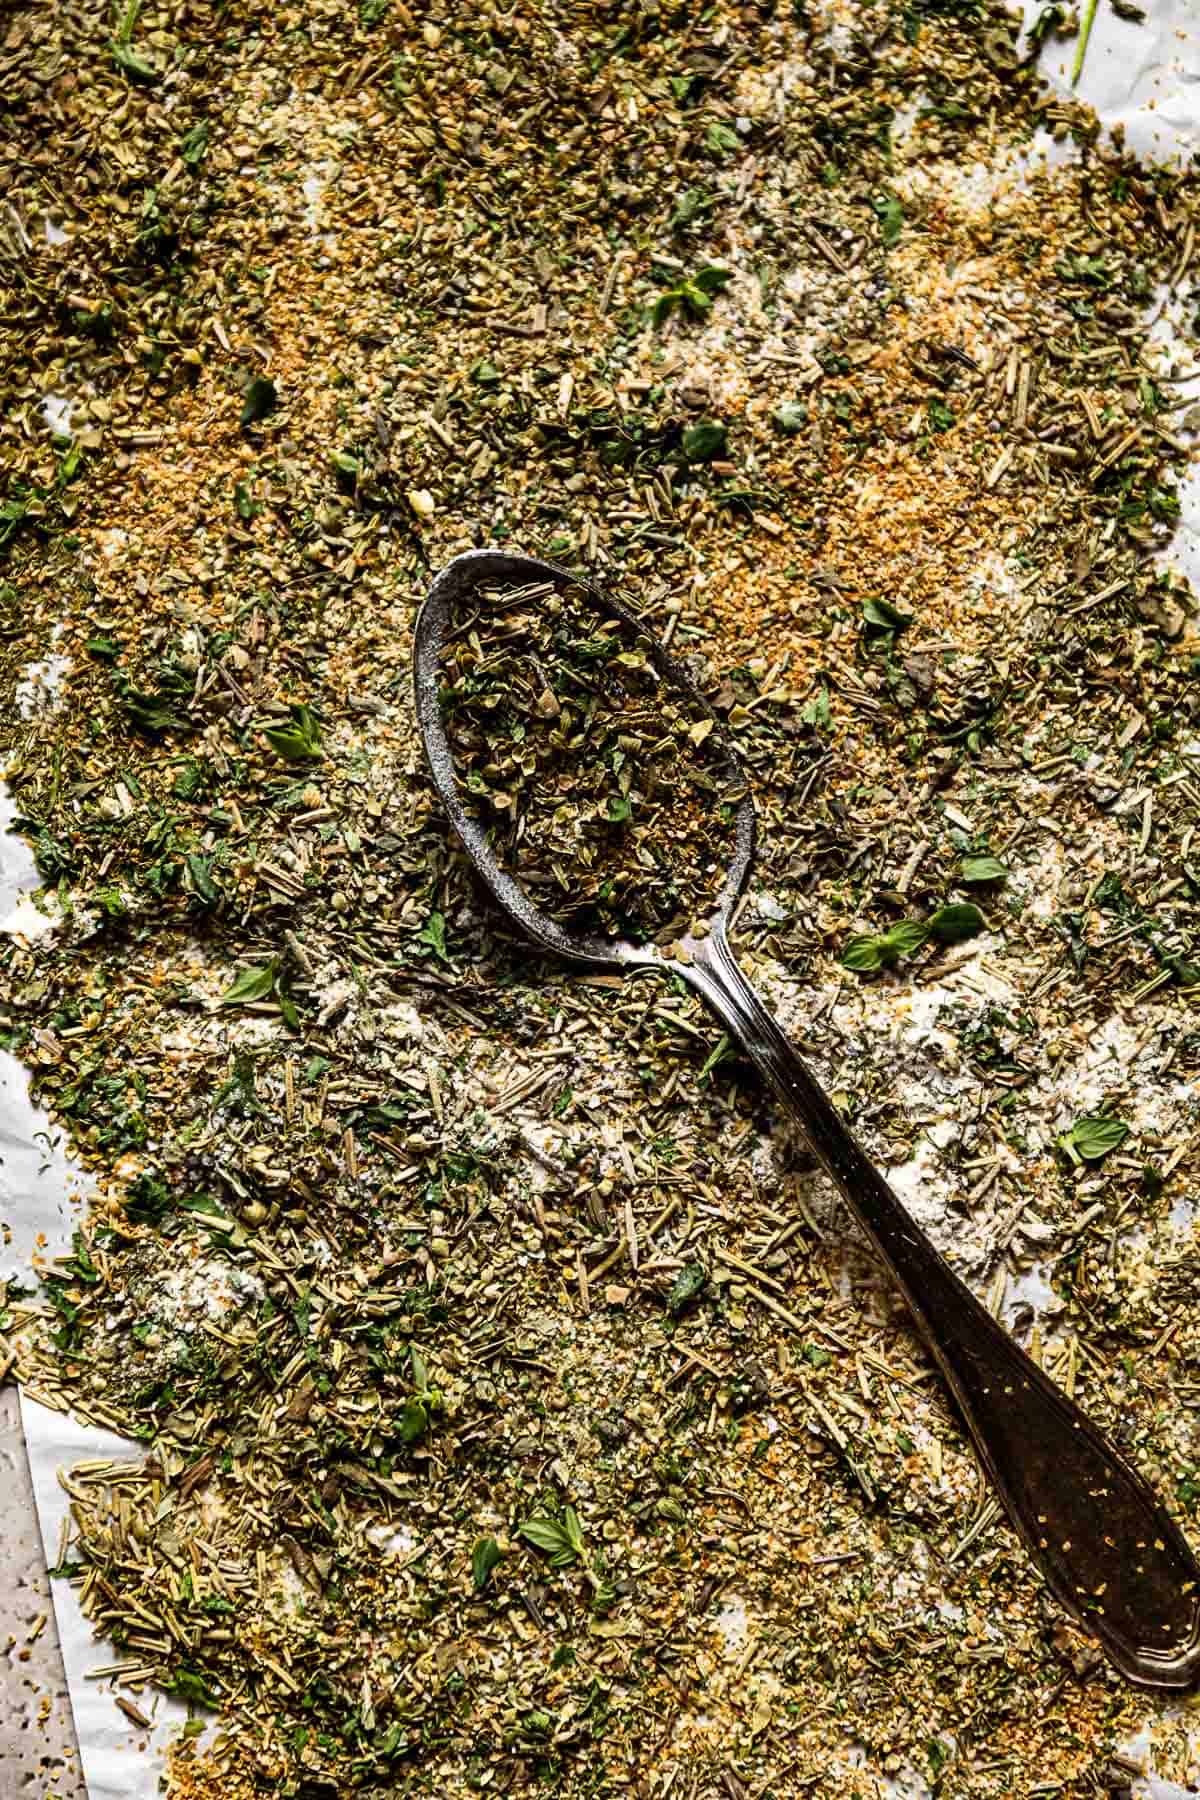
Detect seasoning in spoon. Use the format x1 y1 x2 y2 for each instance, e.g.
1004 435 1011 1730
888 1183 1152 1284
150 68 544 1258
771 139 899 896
438 579 744 941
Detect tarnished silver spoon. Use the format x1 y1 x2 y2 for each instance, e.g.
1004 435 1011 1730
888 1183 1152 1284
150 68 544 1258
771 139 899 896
413 546 1200 1692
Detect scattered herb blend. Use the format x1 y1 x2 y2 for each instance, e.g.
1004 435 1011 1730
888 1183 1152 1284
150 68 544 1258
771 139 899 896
441 579 743 941
1 0 1199 1794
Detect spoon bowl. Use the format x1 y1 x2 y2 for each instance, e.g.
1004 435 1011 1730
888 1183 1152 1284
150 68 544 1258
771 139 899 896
413 546 754 969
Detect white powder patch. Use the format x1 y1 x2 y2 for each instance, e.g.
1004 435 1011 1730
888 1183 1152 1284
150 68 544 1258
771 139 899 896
733 54 813 120
1008 834 1071 922
886 1134 957 1249
1004 1261 1063 1331
889 96 923 144
302 162 334 232
155 1257 262 1324
1050 1014 1175 1134
894 128 1079 231
41 393 74 435
713 1593 748 1656
366 1521 418 1558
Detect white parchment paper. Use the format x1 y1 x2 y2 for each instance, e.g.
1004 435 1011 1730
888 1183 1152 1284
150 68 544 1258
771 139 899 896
5 6 1200 1796
0 787 188 1800
18 1395 191 1800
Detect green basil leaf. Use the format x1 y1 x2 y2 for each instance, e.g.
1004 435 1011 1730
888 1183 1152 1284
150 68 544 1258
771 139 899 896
262 702 321 762
961 855 1007 884
397 1395 430 1443
862 596 911 632
692 264 732 295
841 934 885 972
879 920 928 958
1068 1116 1130 1162
927 902 985 944
112 42 161 82
872 192 904 246
218 960 278 1006
704 121 740 157
184 853 218 905
416 910 448 961
471 1537 503 1591
519 1516 574 1559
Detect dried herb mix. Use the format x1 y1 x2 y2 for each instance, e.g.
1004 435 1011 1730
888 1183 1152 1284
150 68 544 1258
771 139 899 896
441 580 743 940
2 0 1200 1793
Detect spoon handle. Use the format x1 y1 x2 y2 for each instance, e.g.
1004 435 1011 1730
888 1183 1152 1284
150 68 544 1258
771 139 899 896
682 921 1200 1690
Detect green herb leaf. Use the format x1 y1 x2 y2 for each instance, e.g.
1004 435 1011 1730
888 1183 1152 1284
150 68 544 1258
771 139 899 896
562 1505 585 1557
1068 1115 1130 1162
1071 0 1100 85
262 703 321 762
240 375 278 427
218 960 278 1007
1028 3 1067 48
927 902 985 944
607 793 633 823
233 480 258 520
862 596 912 633
125 1170 174 1223
681 420 727 462
668 1262 708 1313
871 192 904 246
416 910 449 962
692 264 732 297
801 686 831 729
121 686 180 735
961 855 1007 884
179 1192 226 1219
168 1666 218 1707
184 853 218 905
180 120 210 165
704 121 740 158
670 187 712 230
879 920 928 958
841 934 885 973
397 1395 430 1443
519 1513 578 1565
471 1537 503 1590
698 1033 731 1082
112 42 161 82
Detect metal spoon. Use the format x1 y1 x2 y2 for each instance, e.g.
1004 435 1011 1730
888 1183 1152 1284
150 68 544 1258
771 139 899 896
413 546 1200 1692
